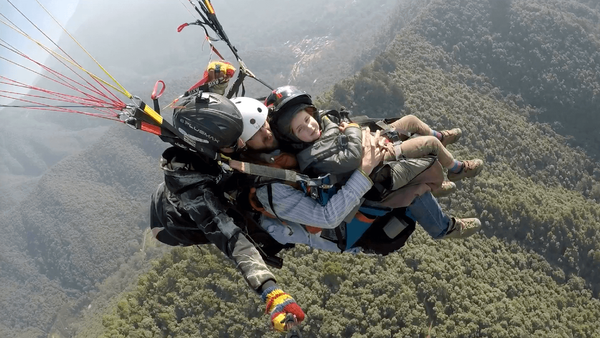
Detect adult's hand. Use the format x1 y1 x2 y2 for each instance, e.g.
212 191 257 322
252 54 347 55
360 127 385 175
262 286 305 332
374 131 395 159
206 61 236 83
205 61 236 95
228 160 244 172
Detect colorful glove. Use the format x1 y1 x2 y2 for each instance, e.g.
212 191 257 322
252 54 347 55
186 60 236 96
206 61 236 83
261 285 305 332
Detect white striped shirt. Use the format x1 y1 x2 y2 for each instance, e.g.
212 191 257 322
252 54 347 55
255 170 373 252
256 170 373 228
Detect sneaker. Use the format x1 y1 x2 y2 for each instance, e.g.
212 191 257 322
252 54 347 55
440 128 462 146
447 159 484 182
442 217 481 239
432 181 457 198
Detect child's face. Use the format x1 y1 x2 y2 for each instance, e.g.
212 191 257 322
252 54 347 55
290 110 321 142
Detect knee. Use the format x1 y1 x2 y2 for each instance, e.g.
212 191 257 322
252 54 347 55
401 114 419 124
423 135 442 148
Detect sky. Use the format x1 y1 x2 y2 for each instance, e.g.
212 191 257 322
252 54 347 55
0 0 79 104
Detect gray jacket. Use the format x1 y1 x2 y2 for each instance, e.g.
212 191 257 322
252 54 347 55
296 116 363 178
150 147 276 292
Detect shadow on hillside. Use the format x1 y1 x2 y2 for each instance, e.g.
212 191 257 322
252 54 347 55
533 107 600 163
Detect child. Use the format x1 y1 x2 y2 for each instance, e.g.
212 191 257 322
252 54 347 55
266 86 483 192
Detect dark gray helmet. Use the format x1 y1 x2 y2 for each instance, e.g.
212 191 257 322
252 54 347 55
264 85 314 113
265 86 318 147
173 92 243 159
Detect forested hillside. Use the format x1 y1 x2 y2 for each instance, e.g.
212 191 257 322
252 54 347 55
325 32 600 296
0 1 405 337
99 233 600 337
0 115 112 211
91 1 600 337
409 0 600 158
0 127 166 338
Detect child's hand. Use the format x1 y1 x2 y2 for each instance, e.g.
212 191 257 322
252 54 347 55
339 122 349 132
339 122 359 132
376 134 395 158
360 128 386 175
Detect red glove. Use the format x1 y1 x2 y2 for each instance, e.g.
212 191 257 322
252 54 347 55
261 286 305 332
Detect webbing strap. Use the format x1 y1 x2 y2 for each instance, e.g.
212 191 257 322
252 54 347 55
392 142 403 160
375 120 404 160
267 184 281 221
359 205 391 217
240 162 299 182
375 120 393 131
228 160 333 188
374 120 412 139
227 71 246 98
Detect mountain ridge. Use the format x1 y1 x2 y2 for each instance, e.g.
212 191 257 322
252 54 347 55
92 1 600 336
3 0 600 336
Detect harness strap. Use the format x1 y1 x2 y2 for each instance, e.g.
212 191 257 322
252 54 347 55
267 184 280 220
267 184 295 237
374 120 412 139
335 223 346 252
227 71 246 98
151 80 165 114
375 120 405 160
393 143 403 161
232 205 286 269
345 206 391 249
239 162 300 181
248 187 276 219
227 159 335 188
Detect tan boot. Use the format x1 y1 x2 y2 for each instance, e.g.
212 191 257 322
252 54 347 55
440 128 462 146
432 181 456 198
447 159 484 182
442 217 481 239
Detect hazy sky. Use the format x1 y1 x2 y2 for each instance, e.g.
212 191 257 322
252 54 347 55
0 0 79 104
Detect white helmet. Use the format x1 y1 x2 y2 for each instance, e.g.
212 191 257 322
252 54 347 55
232 97 269 142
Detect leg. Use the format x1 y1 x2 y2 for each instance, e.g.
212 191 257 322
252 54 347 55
389 115 462 145
407 192 482 239
406 192 451 239
400 136 456 168
407 192 481 239
389 115 433 137
393 136 484 182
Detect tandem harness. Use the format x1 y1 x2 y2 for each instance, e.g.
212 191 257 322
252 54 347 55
310 185 417 253
289 177 416 253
